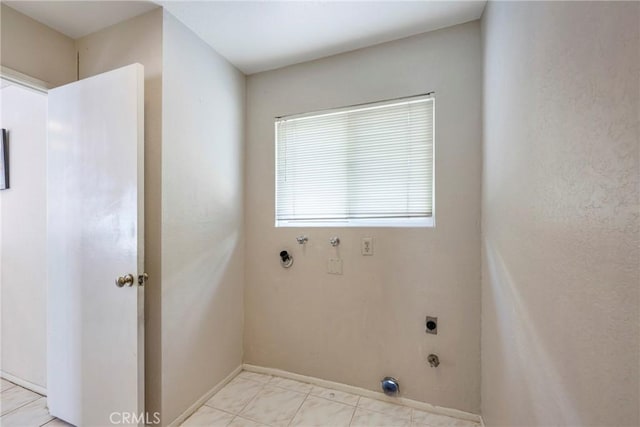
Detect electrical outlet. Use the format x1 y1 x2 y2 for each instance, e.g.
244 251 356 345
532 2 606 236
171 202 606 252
327 258 343 275
361 237 373 255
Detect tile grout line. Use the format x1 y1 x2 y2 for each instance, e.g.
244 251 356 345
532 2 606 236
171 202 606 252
202 374 268 422
222 376 273 427
208 406 239 418
0 384 52 426
1 381 46 398
285 387 312 427
411 408 417 423
309 393 359 408
356 397 412 420
234 381 266 419
0 393 43 418
247 373 365 410
203 382 264 413
347 396 360 427
0 384 54 426
272 378 363 409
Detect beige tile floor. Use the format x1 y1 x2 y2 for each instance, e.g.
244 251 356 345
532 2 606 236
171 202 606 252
0 379 70 427
182 371 480 427
1 374 479 427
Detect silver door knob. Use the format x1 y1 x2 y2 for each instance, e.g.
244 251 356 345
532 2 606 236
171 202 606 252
116 274 134 287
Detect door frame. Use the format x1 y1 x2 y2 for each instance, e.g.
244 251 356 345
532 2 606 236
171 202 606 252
0 66 51 94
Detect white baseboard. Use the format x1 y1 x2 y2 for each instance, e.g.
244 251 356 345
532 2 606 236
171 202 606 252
1 371 47 396
243 364 481 424
168 365 242 427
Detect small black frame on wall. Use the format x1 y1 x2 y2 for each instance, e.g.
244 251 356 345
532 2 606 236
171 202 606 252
1 129 8 190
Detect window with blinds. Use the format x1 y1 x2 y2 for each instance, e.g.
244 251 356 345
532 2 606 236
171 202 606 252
275 94 434 227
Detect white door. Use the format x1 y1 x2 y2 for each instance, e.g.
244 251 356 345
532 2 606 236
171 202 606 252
47 64 145 426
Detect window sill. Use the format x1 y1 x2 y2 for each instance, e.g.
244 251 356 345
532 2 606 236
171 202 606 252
275 217 434 228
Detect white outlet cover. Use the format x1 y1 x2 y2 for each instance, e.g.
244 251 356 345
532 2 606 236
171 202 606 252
361 237 373 255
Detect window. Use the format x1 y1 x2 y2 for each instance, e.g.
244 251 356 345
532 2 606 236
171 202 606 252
275 94 434 227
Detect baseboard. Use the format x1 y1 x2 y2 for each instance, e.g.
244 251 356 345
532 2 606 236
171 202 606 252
1 371 47 396
167 365 242 427
242 364 481 424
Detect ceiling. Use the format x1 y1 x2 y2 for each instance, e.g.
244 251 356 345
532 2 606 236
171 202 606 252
4 1 159 39
5 1 486 75
161 1 486 74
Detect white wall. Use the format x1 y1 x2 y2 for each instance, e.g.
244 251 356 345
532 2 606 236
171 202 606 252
161 11 245 425
0 4 76 87
75 8 164 419
481 2 640 426
245 21 482 413
0 3 73 395
0 83 48 390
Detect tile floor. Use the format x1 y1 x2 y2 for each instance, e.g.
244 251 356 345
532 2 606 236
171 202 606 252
0 373 479 427
0 379 69 427
181 371 480 427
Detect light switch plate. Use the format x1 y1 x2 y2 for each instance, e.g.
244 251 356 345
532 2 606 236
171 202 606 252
328 258 343 275
361 237 373 255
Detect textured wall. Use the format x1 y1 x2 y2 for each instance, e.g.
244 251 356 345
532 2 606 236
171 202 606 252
245 21 482 413
0 4 76 87
481 2 640 426
161 12 245 426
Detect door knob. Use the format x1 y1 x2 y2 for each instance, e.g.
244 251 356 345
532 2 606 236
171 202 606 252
116 274 134 287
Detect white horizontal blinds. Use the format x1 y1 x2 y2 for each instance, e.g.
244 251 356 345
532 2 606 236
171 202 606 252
276 96 434 223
